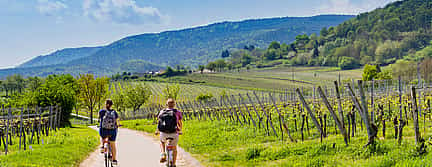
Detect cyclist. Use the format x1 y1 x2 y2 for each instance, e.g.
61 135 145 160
99 99 120 165
156 98 183 166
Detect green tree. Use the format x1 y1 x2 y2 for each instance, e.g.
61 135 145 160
124 83 152 114
206 62 217 72
264 49 280 61
77 74 109 124
198 65 205 74
35 74 78 127
268 41 281 50
362 64 379 81
221 50 230 58
214 59 227 72
338 56 360 70
241 53 253 66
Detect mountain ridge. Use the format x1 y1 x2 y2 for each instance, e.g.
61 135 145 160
3 14 354 77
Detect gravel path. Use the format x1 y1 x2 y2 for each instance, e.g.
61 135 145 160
80 126 202 167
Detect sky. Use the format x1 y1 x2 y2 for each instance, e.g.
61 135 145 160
0 0 398 69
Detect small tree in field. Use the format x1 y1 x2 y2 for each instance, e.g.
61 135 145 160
162 83 181 100
124 83 152 115
362 64 379 81
111 82 127 114
78 74 109 124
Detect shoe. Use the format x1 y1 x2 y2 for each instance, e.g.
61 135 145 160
160 153 167 163
112 160 118 165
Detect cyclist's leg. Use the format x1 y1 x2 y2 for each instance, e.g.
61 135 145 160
159 133 167 162
173 145 178 165
171 133 179 165
109 129 118 161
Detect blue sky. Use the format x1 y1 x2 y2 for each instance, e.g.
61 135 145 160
0 0 397 68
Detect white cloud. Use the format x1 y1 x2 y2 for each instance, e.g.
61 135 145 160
319 0 398 14
37 0 67 16
83 0 168 25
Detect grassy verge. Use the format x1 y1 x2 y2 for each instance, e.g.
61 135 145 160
0 125 99 167
121 119 157 133
122 119 432 167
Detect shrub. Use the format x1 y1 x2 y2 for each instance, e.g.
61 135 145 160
339 56 360 70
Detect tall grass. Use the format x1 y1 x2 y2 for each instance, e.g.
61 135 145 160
0 125 99 167
123 119 432 167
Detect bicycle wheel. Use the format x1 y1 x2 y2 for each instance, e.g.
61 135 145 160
105 153 109 167
166 150 171 167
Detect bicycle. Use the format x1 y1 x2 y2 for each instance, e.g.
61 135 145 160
102 136 113 167
165 137 175 167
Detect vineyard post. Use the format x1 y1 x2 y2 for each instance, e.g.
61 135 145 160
50 106 54 130
347 81 377 146
371 79 375 124
238 94 256 127
398 76 405 144
334 81 345 129
228 95 245 124
19 107 24 150
199 100 213 121
296 88 325 138
194 101 205 121
5 106 12 155
318 86 348 145
188 101 199 121
245 93 263 128
235 95 249 125
253 91 278 137
419 85 422 118
411 86 421 145
221 97 237 123
54 106 58 131
182 103 192 121
211 100 221 121
269 93 296 142
36 106 41 144
215 98 227 121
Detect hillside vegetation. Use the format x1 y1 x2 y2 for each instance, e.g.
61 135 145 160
205 0 432 72
0 15 352 78
19 47 102 68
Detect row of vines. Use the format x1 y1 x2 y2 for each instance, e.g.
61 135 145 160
122 78 432 154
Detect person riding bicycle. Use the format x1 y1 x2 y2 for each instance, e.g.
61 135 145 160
99 99 120 165
156 98 183 166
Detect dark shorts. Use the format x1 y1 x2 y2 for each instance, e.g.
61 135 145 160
99 128 118 141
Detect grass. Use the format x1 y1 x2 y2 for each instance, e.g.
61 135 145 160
122 119 432 167
0 125 99 167
168 66 363 92
121 119 157 133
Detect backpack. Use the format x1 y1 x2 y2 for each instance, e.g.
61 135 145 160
101 110 117 130
158 109 177 133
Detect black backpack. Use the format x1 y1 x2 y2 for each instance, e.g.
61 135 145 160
158 109 177 133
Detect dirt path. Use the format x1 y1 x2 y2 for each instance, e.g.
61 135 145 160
80 126 202 167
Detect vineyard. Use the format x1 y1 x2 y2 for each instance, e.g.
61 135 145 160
121 78 432 165
0 105 61 155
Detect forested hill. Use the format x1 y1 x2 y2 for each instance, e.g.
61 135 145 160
19 47 102 68
67 15 353 68
284 0 432 69
2 15 353 77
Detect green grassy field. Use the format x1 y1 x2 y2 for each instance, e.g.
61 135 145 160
122 118 432 167
0 125 99 167
170 66 363 91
